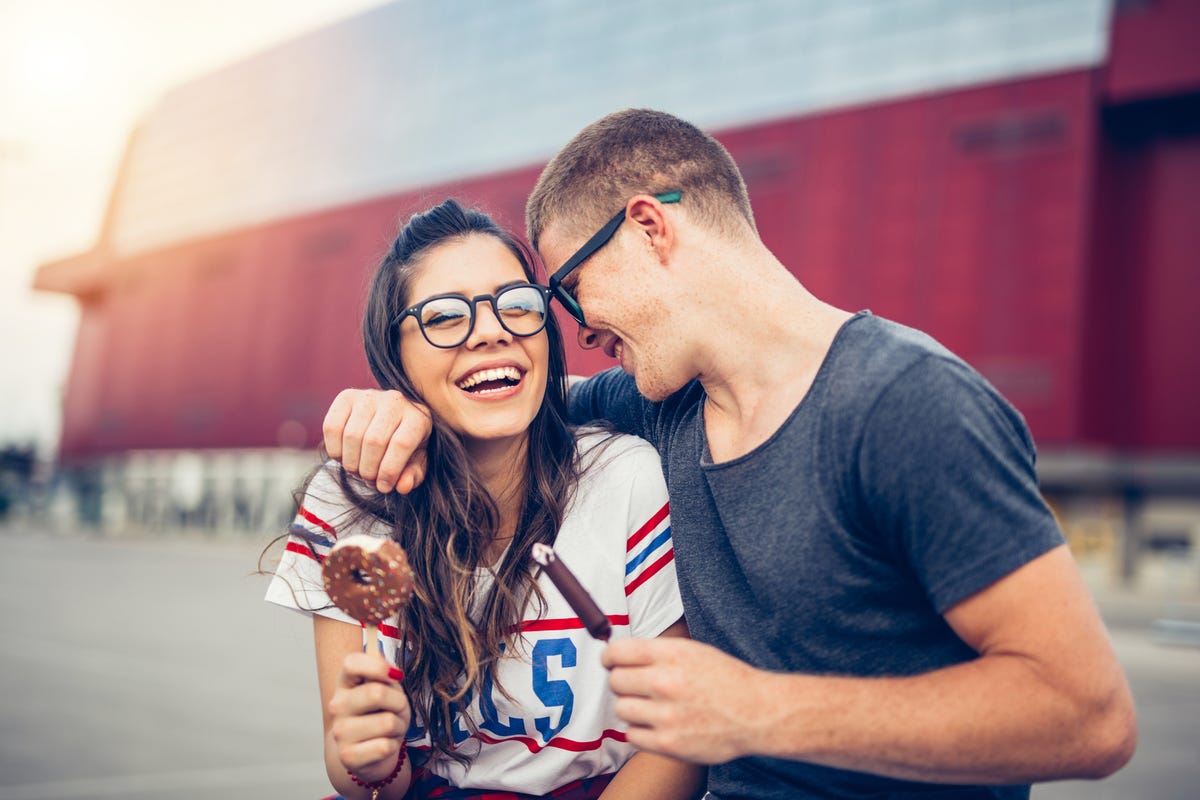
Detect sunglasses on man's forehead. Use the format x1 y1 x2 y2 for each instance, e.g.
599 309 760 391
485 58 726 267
547 190 682 326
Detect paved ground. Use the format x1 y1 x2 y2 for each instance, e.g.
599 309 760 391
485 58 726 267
0 528 1195 800
0 529 328 800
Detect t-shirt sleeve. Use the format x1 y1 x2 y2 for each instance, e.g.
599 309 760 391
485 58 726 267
263 464 367 627
856 356 1065 614
615 439 685 639
568 368 653 439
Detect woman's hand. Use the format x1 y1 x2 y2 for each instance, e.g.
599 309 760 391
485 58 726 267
327 650 412 783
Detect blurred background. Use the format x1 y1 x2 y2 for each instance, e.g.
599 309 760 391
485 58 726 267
0 1 1197 798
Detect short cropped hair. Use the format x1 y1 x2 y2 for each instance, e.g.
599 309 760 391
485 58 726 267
526 108 757 250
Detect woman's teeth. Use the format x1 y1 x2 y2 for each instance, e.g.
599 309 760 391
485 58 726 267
457 366 522 392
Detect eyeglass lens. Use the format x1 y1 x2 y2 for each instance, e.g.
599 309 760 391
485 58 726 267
418 285 548 347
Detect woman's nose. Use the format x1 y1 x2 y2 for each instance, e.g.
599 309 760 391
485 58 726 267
466 302 512 347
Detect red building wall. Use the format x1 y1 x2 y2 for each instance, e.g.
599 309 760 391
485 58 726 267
53 66 1199 461
1106 0 1200 103
722 71 1097 445
1083 93 1200 452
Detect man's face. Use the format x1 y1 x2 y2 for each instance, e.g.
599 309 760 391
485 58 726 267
544 191 682 328
539 218 685 402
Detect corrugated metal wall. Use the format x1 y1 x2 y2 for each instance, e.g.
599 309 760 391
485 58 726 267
40 0 1200 468
57 69 1104 456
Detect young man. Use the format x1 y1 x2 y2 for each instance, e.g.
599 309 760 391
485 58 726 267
323 109 1135 800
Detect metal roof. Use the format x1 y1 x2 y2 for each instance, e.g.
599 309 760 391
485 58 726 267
106 0 1111 258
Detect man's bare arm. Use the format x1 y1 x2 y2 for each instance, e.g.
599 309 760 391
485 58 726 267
605 545 1136 783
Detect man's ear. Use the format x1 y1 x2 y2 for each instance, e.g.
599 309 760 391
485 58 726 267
625 194 676 264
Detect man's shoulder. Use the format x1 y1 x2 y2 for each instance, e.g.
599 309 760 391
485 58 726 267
827 314 1032 459
837 312 956 370
825 312 981 401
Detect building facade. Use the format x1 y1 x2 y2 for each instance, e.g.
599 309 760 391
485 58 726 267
34 1 1200 562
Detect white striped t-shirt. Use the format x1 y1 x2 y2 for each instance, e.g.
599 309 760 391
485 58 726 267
265 430 683 795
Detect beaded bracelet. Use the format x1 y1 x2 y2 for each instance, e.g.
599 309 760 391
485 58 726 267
347 744 406 800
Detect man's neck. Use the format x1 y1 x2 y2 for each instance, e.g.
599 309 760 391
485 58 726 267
698 286 852 463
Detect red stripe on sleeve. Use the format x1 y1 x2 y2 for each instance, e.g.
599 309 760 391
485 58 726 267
298 506 336 535
624 548 674 596
626 501 669 552
285 540 323 562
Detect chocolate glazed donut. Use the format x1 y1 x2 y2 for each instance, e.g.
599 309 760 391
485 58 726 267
322 533 416 627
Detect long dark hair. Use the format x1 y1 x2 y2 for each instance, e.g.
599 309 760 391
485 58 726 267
338 199 579 761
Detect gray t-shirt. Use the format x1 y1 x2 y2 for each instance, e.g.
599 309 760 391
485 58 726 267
569 312 1064 800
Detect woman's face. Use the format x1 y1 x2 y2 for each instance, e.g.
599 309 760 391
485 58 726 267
397 233 550 456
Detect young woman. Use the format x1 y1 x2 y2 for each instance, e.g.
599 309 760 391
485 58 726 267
265 200 704 800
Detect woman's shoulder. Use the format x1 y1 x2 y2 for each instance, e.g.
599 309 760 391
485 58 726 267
303 459 369 504
571 427 664 493
573 426 660 462
298 460 389 539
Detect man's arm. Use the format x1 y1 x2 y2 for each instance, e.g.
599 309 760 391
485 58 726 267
603 544 1136 783
321 373 611 492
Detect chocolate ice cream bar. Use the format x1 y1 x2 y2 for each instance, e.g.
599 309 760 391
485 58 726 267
531 543 611 641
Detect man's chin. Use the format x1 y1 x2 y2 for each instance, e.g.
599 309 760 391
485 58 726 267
631 371 674 403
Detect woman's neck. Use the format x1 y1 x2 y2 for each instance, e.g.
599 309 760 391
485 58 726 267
466 434 529 558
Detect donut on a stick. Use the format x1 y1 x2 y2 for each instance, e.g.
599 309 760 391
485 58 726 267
531 543 611 641
322 533 415 648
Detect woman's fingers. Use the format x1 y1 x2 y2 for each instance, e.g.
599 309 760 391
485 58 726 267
337 651 401 687
334 728 405 774
329 650 411 774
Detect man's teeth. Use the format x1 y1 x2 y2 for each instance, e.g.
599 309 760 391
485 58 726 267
457 366 522 390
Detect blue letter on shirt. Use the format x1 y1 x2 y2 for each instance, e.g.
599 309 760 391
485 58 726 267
532 637 576 742
480 644 526 737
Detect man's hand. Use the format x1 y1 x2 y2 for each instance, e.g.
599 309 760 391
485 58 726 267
322 389 432 494
603 636 768 765
606 547 1136 783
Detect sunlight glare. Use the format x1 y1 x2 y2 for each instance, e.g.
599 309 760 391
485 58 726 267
14 31 89 100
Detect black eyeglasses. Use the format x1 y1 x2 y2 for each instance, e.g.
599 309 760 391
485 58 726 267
548 190 681 325
392 283 552 348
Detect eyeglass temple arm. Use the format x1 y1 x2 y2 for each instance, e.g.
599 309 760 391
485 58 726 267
549 191 681 285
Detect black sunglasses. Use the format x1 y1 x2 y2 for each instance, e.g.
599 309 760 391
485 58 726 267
547 190 681 325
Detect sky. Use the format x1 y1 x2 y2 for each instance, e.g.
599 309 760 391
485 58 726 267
0 0 393 455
